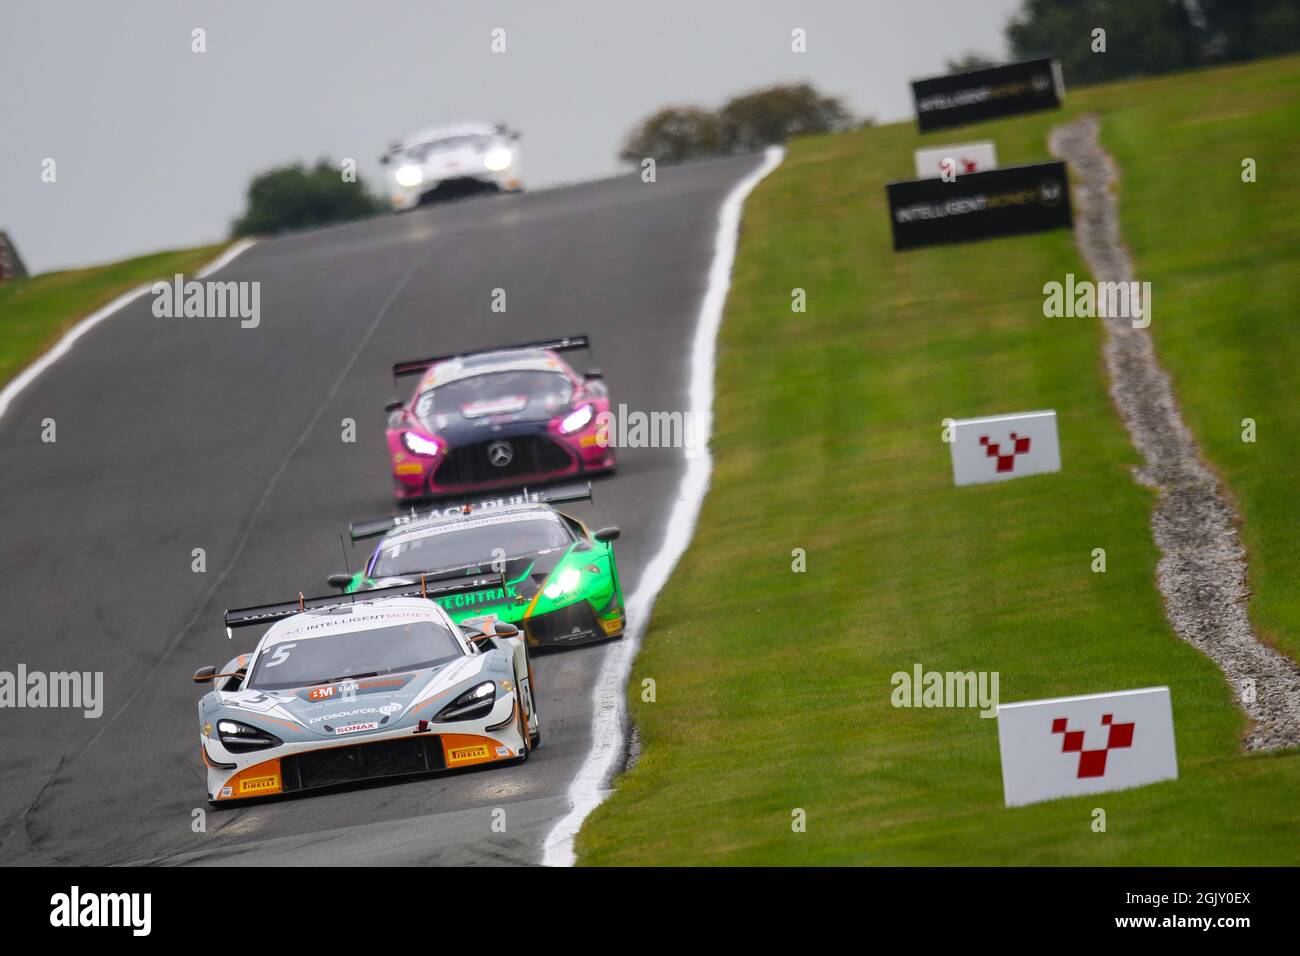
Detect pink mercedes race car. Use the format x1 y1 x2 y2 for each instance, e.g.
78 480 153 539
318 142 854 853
384 335 616 502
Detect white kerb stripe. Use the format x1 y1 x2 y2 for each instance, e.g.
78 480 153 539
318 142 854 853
540 147 785 867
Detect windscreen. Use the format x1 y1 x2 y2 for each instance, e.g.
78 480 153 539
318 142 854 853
415 370 573 426
247 620 461 691
405 134 492 160
373 515 572 577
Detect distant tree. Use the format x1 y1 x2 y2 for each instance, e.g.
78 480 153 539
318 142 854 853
618 106 723 165
1007 0 1201 85
716 83 856 154
943 51 1000 73
1197 0 1300 62
619 82 855 165
231 160 381 238
1004 0 1300 86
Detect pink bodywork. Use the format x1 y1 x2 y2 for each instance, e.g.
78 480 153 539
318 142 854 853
385 350 616 501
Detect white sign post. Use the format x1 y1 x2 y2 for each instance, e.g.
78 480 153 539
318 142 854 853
949 409 1060 487
914 141 998 180
997 687 1178 808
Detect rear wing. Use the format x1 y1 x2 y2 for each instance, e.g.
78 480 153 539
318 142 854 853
223 571 504 633
392 334 590 379
349 481 594 541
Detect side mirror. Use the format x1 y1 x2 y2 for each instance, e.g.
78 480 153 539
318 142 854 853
593 526 621 543
494 621 519 638
379 153 391 166
511 130 521 142
326 573 352 590
583 368 604 381
193 665 217 684
385 399 404 414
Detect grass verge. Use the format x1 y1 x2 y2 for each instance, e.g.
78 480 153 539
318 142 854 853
577 56 1300 865
0 244 229 389
1091 59 1300 664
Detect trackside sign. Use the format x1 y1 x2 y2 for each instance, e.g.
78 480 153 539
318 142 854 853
912 57 1063 132
913 141 998 180
948 410 1060 487
997 687 1178 808
886 161 1072 251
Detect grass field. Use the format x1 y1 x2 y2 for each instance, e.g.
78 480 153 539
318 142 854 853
0 244 229 389
1091 62 1300 665
577 56 1300 865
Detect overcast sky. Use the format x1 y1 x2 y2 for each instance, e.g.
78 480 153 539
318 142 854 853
1 0 1021 275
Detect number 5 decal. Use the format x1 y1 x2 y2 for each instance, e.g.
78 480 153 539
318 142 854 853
264 642 297 668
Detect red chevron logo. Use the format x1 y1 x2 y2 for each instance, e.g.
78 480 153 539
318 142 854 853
979 432 1031 473
1051 714 1135 778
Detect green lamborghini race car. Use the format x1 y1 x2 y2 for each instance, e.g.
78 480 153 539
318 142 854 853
331 483 625 647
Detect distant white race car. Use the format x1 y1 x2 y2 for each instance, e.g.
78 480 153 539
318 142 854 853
381 122 523 210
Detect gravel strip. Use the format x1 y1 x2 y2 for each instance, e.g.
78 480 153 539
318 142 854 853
1050 114 1300 750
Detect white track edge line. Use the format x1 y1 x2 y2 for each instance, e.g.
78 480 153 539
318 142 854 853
0 237 257 423
540 146 785 867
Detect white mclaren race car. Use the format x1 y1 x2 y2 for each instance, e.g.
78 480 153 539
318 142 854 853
380 122 523 210
194 576 540 804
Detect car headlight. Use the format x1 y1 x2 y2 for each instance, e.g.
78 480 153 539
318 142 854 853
217 719 282 753
559 403 594 434
483 147 513 172
395 164 424 187
436 681 497 722
543 567 582 600
402 432 442 457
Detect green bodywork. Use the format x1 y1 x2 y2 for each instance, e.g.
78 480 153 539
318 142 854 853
345 535 625 645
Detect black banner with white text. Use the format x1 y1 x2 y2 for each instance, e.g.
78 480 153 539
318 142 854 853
886 160 1073 251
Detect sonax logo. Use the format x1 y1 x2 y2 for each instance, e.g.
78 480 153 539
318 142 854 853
334 721 379 735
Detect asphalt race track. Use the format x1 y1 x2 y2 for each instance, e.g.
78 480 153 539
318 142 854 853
0 154 764 865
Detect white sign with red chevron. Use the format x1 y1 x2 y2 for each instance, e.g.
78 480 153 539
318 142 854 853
949 409 1060 487
996 686 1178 808
914 141 998 180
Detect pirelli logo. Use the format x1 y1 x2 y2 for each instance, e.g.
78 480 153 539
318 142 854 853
238 773 280 794
446 744 491 765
